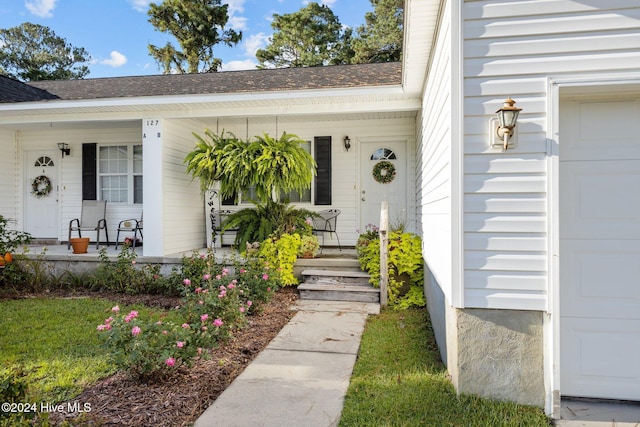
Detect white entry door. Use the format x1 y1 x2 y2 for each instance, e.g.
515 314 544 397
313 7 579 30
560 96 640 400
25 150 58 238
359 141 407 231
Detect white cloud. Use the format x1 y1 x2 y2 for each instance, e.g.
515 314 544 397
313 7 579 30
243 32 268 57
228 15 247 31
128 0 152 12
221 59 257 71
224 0 245 15
101 51 128 68
25 0 57 18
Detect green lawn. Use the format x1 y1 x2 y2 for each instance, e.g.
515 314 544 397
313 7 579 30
339 308 551 426
0 297 174 403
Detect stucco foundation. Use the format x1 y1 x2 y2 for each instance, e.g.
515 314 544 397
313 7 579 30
449 307 545 407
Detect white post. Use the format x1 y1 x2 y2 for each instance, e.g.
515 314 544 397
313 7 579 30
379 201 389 307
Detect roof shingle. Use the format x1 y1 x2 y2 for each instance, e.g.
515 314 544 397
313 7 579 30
16 62 401 103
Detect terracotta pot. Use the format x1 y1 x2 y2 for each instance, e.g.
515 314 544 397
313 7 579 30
70 237 90 254
299 252 315 259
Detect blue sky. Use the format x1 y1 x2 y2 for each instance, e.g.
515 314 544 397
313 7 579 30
0 0 373 78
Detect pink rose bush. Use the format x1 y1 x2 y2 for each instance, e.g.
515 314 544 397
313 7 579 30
97 250 280 381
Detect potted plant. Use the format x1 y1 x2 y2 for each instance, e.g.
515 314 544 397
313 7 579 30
297 234 319 259
70 237 90 254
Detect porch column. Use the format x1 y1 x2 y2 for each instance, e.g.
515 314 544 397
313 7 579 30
142 119 164 256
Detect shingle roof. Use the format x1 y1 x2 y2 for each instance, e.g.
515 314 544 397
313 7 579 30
0 75 59 102
13 62 401 103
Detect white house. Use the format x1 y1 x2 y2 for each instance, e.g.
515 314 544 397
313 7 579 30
1 0 639 418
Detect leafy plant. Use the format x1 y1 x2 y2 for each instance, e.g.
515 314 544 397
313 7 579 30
298 234 319 258
91 246 177 296
357 229 425 309
258 233 301 286
0 215 32 255
222 200 317 250
185 130 316 204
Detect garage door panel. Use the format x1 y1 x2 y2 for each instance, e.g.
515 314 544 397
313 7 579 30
561 99 640 161
560 161 640 240
561 240 640 319
561 317 640 400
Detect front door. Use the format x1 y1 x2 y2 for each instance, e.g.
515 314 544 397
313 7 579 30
559 96 640 401
359 140 407 231
25 150 58 238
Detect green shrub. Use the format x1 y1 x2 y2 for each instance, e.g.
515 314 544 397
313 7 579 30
358 230 425 309
90 245 178 296
0 215 32 255
258 233 301 286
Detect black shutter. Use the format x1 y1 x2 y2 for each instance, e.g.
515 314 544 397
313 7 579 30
82 143 97 200
314 136 332 205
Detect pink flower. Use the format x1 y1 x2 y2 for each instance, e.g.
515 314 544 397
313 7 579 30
247 301 253 307
131 326 142 336
216 274 222 280
262 274 269 280
222 268 229 276
201 326 208 331
213 318 223 328
181 323 190 329
111 306 120 313
131 260 136 265
176 341 185 348
239 269 246 274
197 347 203 356
200 254 206 259
240 307 245 313
203 274 211 280
156 321 162 325
105 317 114 324
183 278 191 286
198 300 204 305
165 357 176 367
200 314 209 323
162 330 168 335
97 324 106 331
305 217 313 225
228 283 235 289
125 310 138 323
195 287 202 294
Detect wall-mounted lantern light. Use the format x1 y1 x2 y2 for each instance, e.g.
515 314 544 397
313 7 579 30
490 97 522 151
57 142 71 158
343 135 351 152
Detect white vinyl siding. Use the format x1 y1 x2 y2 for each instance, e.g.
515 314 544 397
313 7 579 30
461 0 640 310
0 129 19 226
417 0 454 303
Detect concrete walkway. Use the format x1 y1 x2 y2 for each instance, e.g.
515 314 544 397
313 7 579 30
194 299 380 427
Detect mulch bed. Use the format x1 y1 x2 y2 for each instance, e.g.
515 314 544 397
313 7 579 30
36 287 299 426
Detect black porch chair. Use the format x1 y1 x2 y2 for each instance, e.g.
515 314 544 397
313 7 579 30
312 209 341 252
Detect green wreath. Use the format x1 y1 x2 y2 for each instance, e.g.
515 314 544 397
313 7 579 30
31 175 52 198
372 161 396 184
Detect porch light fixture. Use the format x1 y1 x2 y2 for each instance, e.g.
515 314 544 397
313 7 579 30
57 142 70 158
491 97 523 151
343 136 351 152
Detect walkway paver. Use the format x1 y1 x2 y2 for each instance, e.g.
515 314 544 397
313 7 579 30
194 300 379 427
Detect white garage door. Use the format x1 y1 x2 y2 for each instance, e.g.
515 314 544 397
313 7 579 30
560 96 640 401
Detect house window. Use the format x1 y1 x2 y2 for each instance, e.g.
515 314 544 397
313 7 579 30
370 148 397 160
98 144 143 204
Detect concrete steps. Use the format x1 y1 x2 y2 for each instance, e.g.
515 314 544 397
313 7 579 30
298 268 380 304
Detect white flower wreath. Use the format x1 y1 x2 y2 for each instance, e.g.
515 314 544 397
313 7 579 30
31 175 52 198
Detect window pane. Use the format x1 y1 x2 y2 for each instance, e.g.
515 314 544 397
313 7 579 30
100 175 127 202
133 145 143 174
134 175 143 204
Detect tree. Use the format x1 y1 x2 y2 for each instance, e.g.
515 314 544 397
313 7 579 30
352 0 403 63
256 2 352 68
0 22 90 81
147 0 242 74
